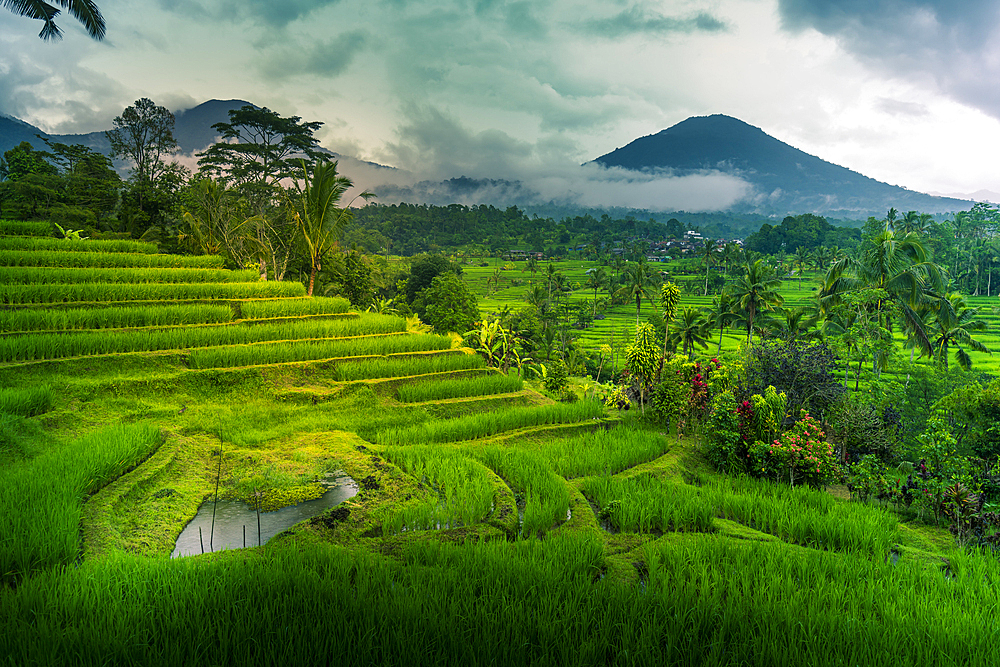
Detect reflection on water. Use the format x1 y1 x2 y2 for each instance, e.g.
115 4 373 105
171 472 358 558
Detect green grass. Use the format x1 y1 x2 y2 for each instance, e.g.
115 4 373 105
704 475 898 556
0 280 307 304
474 446 572 537
382 446 499 532
0 220 52 237
333 353 486 380
0 303 234 333
0 236 159 254
240 296 352 319
395 372 523 402
0 422 162 583
0 249 226 269
0 385 52 416
187 333 454 369
0 313 408 363
0 266 259 285
374 400 606 445
528 423 672 478
581 473 714 533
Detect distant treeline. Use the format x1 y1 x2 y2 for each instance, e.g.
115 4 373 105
346 203 686 256
742 214 863 254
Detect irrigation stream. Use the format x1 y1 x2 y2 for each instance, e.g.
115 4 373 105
171 472 358 558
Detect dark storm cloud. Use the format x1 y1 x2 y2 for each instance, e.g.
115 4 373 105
259 30 369 80
579 6 728 38
777 0 1000 118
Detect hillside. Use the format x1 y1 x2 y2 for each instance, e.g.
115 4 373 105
594 114 971 216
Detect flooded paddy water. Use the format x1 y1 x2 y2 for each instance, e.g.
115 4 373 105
171 472 358 557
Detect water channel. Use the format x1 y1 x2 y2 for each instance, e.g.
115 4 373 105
171 472 358 558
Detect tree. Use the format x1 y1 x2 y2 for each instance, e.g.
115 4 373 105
702 238 718 295
197 105 324 207
670 307 711 357
794 246 812 290
414 273 479 334
615 261 659 329
928 292 991 371
821 228 945 362
705 292 738 353
292 160 373 296
626 322 659 414
586 267 607 318
325 250 376 308
728 259 784 345
0 142 60 219
406 254 461 304
4 0 105 40
106 98 179 189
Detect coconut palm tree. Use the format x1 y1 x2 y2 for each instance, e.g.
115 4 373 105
730 259 784 345
762 306 822 344
5 0 105 40
615 261 659 329
702 238 718 296
821 228 945 360
794 246 812 290
705 292 738 353
928 292 991 371
586 267 608 318
293 160 373 296
670 307 711 358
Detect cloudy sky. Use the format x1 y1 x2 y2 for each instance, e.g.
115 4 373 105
3 0 1000 210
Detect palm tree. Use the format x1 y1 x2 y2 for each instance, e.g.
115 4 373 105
705 292 738 353
5 0 105 40
722 242 742 276
670 307 711 357
293 160 373 296
928 292 991 371
586 267 608 318
730 259 784 345
544 262 556 298
524 255 539 279
821 228 945 361
794 246 812 290
615 261 659 329
762 306 821 344
702 238 718 296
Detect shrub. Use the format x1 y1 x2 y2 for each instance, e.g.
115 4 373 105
542 359 568 394
704 392 742 472
760 410 838 487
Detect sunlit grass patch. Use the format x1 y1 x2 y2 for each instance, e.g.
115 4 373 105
0 266 259 285
0 303 234 333
0 248 227 269
0 422 163 583
373 400 605 445
395 373 523 402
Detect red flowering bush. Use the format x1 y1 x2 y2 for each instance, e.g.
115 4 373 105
764 410 838 487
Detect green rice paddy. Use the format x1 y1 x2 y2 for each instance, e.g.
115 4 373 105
0 233 996 665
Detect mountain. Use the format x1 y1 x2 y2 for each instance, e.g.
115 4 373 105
593 114 970 216
0 99 253 162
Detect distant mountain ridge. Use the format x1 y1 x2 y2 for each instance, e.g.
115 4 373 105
0 106 976 217
593 114 970 216
0 99 253 163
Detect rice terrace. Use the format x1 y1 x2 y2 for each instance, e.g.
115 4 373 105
4 192 1000 666
5 6 1000 659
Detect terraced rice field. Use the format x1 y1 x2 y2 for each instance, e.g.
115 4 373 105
1 229 996 665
